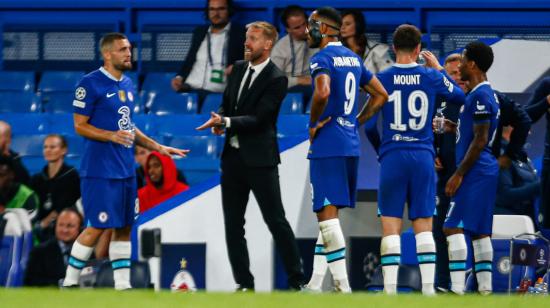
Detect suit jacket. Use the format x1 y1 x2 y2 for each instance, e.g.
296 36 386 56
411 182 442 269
220 60 288 167
24 239 67 286
176 23 246 81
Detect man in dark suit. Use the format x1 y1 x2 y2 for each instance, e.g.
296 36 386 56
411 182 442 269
197 21 305 291
171 0 246 107
24 207 82 286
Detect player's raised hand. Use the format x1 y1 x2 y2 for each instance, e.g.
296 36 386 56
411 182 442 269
445 173 463 197
420 50 444 71
111 130 134 147
157 145 190 158
196 112 224 131
308 116 331 143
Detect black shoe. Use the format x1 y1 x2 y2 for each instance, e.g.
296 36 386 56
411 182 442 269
235 286 255 293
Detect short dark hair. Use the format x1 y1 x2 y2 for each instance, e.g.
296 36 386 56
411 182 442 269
205 0 234 18
281 5 307 28
392 24 421 52
100 32 128 52
315 6 342 29
45 134 67 149
0 155 14 171
464 41 494 73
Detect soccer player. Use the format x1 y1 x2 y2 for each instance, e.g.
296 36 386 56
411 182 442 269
305 7 388 293
443 41 499 295
375 25 465 295
62 33 188 290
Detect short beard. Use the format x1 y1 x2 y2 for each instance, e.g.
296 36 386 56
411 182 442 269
114 62 132 72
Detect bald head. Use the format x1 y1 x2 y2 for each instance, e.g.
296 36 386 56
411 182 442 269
0 121 12 156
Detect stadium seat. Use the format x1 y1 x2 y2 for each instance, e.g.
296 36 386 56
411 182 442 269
141 72 175 93
46 113 75 135
145 92 198 115
38 71 85 93
277 115 309 138
0 71 35 92
63 134 85 158
154 114 210 137
10 134 46 156
41 91 75 113
124 71 140 92
200 93 223 114
492 215 535 239
280 93 303 114
133 114 157 136
0 113 49 135
95 260 152 288
0 91 40 113
168 136 220 159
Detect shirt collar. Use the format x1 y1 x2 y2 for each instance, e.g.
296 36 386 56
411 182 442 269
393 62 419 68
99 66 123 82
326 41 342 47
470 81 491 93
208 22 231 34
247 57 270 74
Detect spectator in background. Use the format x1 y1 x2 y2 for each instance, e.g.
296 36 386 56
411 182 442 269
271 5 317 106
170 0 246 108
138 152 189 213
24 207 83 286
340 10 394 154
0 121 31 185
340 9 394 73
524 77 550 228
30 134 81 243
135 144 188 189
494 126 540 221
0 155 39 219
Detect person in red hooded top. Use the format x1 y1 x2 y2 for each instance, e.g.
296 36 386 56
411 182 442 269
138 152 189 213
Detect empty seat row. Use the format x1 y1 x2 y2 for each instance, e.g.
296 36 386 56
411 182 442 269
0 71 308 114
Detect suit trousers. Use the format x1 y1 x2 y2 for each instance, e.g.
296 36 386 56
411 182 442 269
220 146 304 289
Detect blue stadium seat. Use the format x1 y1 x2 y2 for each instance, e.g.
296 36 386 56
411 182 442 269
133 114 157 136
124 71 140 92
0 113 48 135
141 72 175 93
0 92 40 113
200 93 223 114
0 71 35 92
63 134 84 158
168 136 220 159
168 135 221 185
41 91 75 113
46 113 75 135
280 93 303 114
38 71 85 92
277 115 309 138
145 92 198 115
154 114 210 137
11 134 46 156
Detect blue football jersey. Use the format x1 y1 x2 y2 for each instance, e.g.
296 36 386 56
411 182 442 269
455 81 500 169
73 67 136 179
308 42 373 158
376 63 465 158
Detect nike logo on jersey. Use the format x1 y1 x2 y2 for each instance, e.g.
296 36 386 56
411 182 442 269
476 101 486 111
106 93 116 98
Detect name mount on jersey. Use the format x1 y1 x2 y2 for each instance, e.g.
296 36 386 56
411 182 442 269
393 74 420 85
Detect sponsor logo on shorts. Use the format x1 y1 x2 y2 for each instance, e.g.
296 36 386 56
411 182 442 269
99 212 109 223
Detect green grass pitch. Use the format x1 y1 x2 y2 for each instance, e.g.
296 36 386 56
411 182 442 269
1 289 549 308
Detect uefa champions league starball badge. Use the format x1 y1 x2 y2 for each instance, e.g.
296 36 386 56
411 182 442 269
170 258 197 292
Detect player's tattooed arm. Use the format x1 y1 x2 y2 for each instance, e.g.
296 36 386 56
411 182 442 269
134 128 189 157
445 122 489 196
357 76 388 125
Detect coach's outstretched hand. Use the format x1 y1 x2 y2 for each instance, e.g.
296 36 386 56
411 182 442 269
196 112 225 136
308 117 331 143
